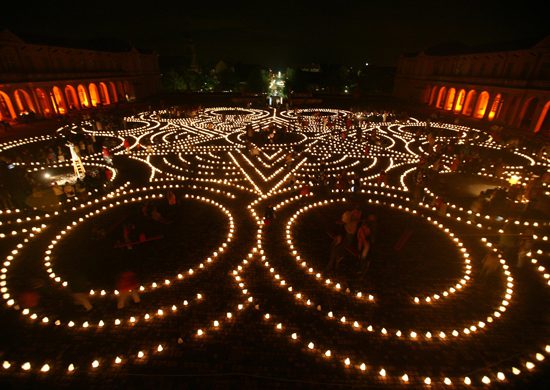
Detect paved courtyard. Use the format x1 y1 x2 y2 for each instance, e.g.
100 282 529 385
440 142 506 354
0 107 549 388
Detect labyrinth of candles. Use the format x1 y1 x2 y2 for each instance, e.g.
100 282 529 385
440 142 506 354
0 107 549 387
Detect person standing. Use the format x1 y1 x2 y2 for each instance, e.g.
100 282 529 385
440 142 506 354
116 271 140 309
102 146 113 165
51 183 65 204
63 182 76 202
123 138 131 154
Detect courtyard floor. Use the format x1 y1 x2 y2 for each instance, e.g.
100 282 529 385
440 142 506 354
0 107 549 389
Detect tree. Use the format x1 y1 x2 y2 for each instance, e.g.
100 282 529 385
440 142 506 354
245 67 267 93
162 69 186 92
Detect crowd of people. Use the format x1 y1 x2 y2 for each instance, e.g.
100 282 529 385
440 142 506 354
0 125 119 211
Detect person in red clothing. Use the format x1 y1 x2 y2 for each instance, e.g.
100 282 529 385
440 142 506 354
123 138 131 154
299 182 311 196
116 271 140 309
102 146 113 165
377 171 388 186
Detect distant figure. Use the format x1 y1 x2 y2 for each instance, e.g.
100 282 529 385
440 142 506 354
71 276 93 311
123 138 131 154
481 251 500 277
264 204 275 226
116 271 140 309
102 146 113 165
167 190 177 206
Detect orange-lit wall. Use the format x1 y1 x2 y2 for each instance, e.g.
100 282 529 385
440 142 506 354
393 35 550 136
444 88 456 110
0 30 160 122
473 91 490 119
454 89 466 112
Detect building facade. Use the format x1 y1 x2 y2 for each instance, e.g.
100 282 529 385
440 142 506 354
394 36 550 137
0 30 159 122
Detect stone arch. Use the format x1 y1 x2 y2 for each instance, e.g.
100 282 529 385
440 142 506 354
435 86 447 109
65 85 79 110
34 88 53 116
422 85 432 103
52 86 68 114
88 83 101 106
454 89 466 113
108 81 118 103
487 94 503 121
443 87 456 111
99 82 111 105
13 89 36 114
518 97 539 129
428 85 438 106
534 100 550 134
503 96 520 125
123 80 135 100
116 81 125 99
462 90 478 116
473 91 490 119
77 84 90 108
0 90 16 120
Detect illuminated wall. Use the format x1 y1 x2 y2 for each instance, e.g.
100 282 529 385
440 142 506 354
0 90 16 120
487 94 502 121
35 88 51 115
444 88 456 111
428 86 438 105
435 87 447 108
52 86 67 114
89 83 100 106
394 35 550 134
78 85 89 107
473 91 490 119
0 31 159 123
109 82 118 102
99 82 111 105
454 89 466 113
534 100 550 134
65 85 79 110
462 90 477 116
14 89 35 113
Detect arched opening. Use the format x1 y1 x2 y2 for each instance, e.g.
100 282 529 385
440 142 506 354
77 84 90 107
454 89 466 113
109 81 118 103
116 81 125 100
123 80 135 100
0 90 17 120
487 94 503 121
422 85 432 103
13 89 36 114
473 91 490 119
99 82 111 105
444 88 456 111
65 85 79 110
428 85 438 105
435 86 447 109
52 86 67 114
88 83 101 106
534 100 550 134
35 88 52 116
519 97 539 129
462 90 478 116
504 96 519 124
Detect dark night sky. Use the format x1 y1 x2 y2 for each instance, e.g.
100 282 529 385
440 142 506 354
1 0 548 67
